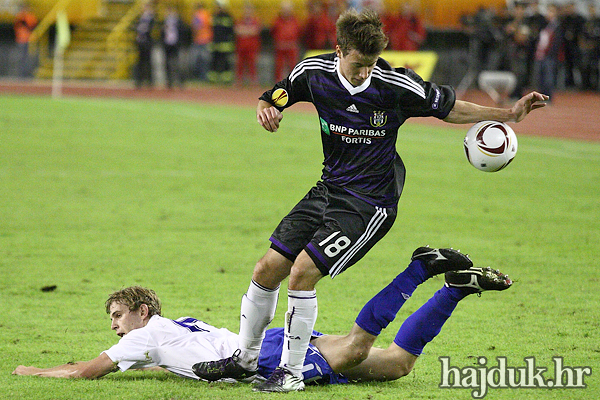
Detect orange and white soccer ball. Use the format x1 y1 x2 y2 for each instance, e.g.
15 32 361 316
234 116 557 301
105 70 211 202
464 121 518 172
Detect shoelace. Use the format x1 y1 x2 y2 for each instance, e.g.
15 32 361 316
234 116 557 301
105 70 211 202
206 352 238 372
264 368 286 385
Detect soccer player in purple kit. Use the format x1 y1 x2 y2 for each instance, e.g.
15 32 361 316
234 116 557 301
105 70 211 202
193 8 548 392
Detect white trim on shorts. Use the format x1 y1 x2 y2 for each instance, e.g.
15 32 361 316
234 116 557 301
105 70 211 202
329 207 388 278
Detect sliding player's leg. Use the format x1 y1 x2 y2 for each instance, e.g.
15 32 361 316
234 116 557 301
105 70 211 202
316 247 473 372
326 266 513 382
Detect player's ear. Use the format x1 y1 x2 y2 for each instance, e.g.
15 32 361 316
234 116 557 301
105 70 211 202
335 45 342 58
139 303 150 319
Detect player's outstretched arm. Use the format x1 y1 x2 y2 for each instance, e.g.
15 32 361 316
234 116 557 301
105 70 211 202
443 91 549 124
256 99 284 132
12 352 117 379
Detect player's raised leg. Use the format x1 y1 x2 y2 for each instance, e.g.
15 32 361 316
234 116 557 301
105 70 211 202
391 266 513 372
315 247 473 372
355 246 473 340
333 266 513 382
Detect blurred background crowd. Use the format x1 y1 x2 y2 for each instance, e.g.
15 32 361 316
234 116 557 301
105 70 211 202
460 1 600 99
0 0 599 97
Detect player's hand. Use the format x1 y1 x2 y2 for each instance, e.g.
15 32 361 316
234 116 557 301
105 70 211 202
257 106 283 132
13 365 40 375
511 91 549 122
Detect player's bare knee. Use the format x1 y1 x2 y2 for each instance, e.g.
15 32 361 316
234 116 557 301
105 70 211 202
354 347 371 365
385 349 416 380
366 360 413 381
345 342 371 366
252 257 269 276
391 362 413 380
327 346 370 372
252 260 269 285
252 254 290 289
289 263 323 291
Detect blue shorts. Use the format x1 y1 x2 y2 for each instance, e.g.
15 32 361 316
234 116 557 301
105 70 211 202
258 328 348 385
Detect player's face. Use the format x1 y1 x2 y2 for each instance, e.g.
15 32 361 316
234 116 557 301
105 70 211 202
109 302 146 337
336 46 379 87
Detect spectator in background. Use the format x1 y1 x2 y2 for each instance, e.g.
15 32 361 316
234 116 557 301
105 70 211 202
162 4 184 89
191 2 212 81
302 0 337 51
461 6 504 72
383 2 426 51
580 3 600 91
561 2 585 89
505 2 532 99
209 0 235 84
272 1 302 82
534 4 563 100
524 0 546 69
135 1 155 88
491 4 512 69
504 3 528 50
14 2 38 78
507 24 533 100
235 2 262 85
525 0 547 34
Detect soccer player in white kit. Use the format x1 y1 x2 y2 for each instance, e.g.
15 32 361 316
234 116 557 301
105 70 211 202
11 286 344 382
13 254 513 384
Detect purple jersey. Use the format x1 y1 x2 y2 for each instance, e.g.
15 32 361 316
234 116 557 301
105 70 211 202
260 52 456 207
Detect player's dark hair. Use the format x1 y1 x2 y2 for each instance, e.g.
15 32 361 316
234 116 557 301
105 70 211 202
336 8 388 56
105 286 162 317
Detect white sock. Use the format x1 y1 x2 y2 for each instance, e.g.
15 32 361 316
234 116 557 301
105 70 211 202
280 289 318 378
238 280 279 370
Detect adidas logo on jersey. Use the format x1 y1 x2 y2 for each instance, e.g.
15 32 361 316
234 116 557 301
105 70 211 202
346 104 359 113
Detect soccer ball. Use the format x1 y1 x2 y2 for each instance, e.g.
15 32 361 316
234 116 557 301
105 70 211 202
464 121 518 172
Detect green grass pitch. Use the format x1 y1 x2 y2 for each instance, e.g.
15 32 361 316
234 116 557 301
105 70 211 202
1 94 599 400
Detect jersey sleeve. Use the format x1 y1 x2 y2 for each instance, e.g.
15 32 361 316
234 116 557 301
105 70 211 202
395 67 456 120
259 57 317 111
102 329 155 372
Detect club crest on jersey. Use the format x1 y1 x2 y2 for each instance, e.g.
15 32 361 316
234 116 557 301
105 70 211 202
271 88 288 107
370 111 387 127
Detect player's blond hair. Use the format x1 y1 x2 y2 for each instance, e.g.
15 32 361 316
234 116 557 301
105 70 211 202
105 286 162 317
336 8 388 56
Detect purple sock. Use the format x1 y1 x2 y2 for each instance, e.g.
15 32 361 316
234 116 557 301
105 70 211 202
355 260 429 336
393 286 467 356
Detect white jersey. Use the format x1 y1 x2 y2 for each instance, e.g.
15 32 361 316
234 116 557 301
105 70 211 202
103 315 239 379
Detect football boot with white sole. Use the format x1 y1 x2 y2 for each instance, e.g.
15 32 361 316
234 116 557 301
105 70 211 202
252 367 305 392
445 267 513 295
411 246 473 278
